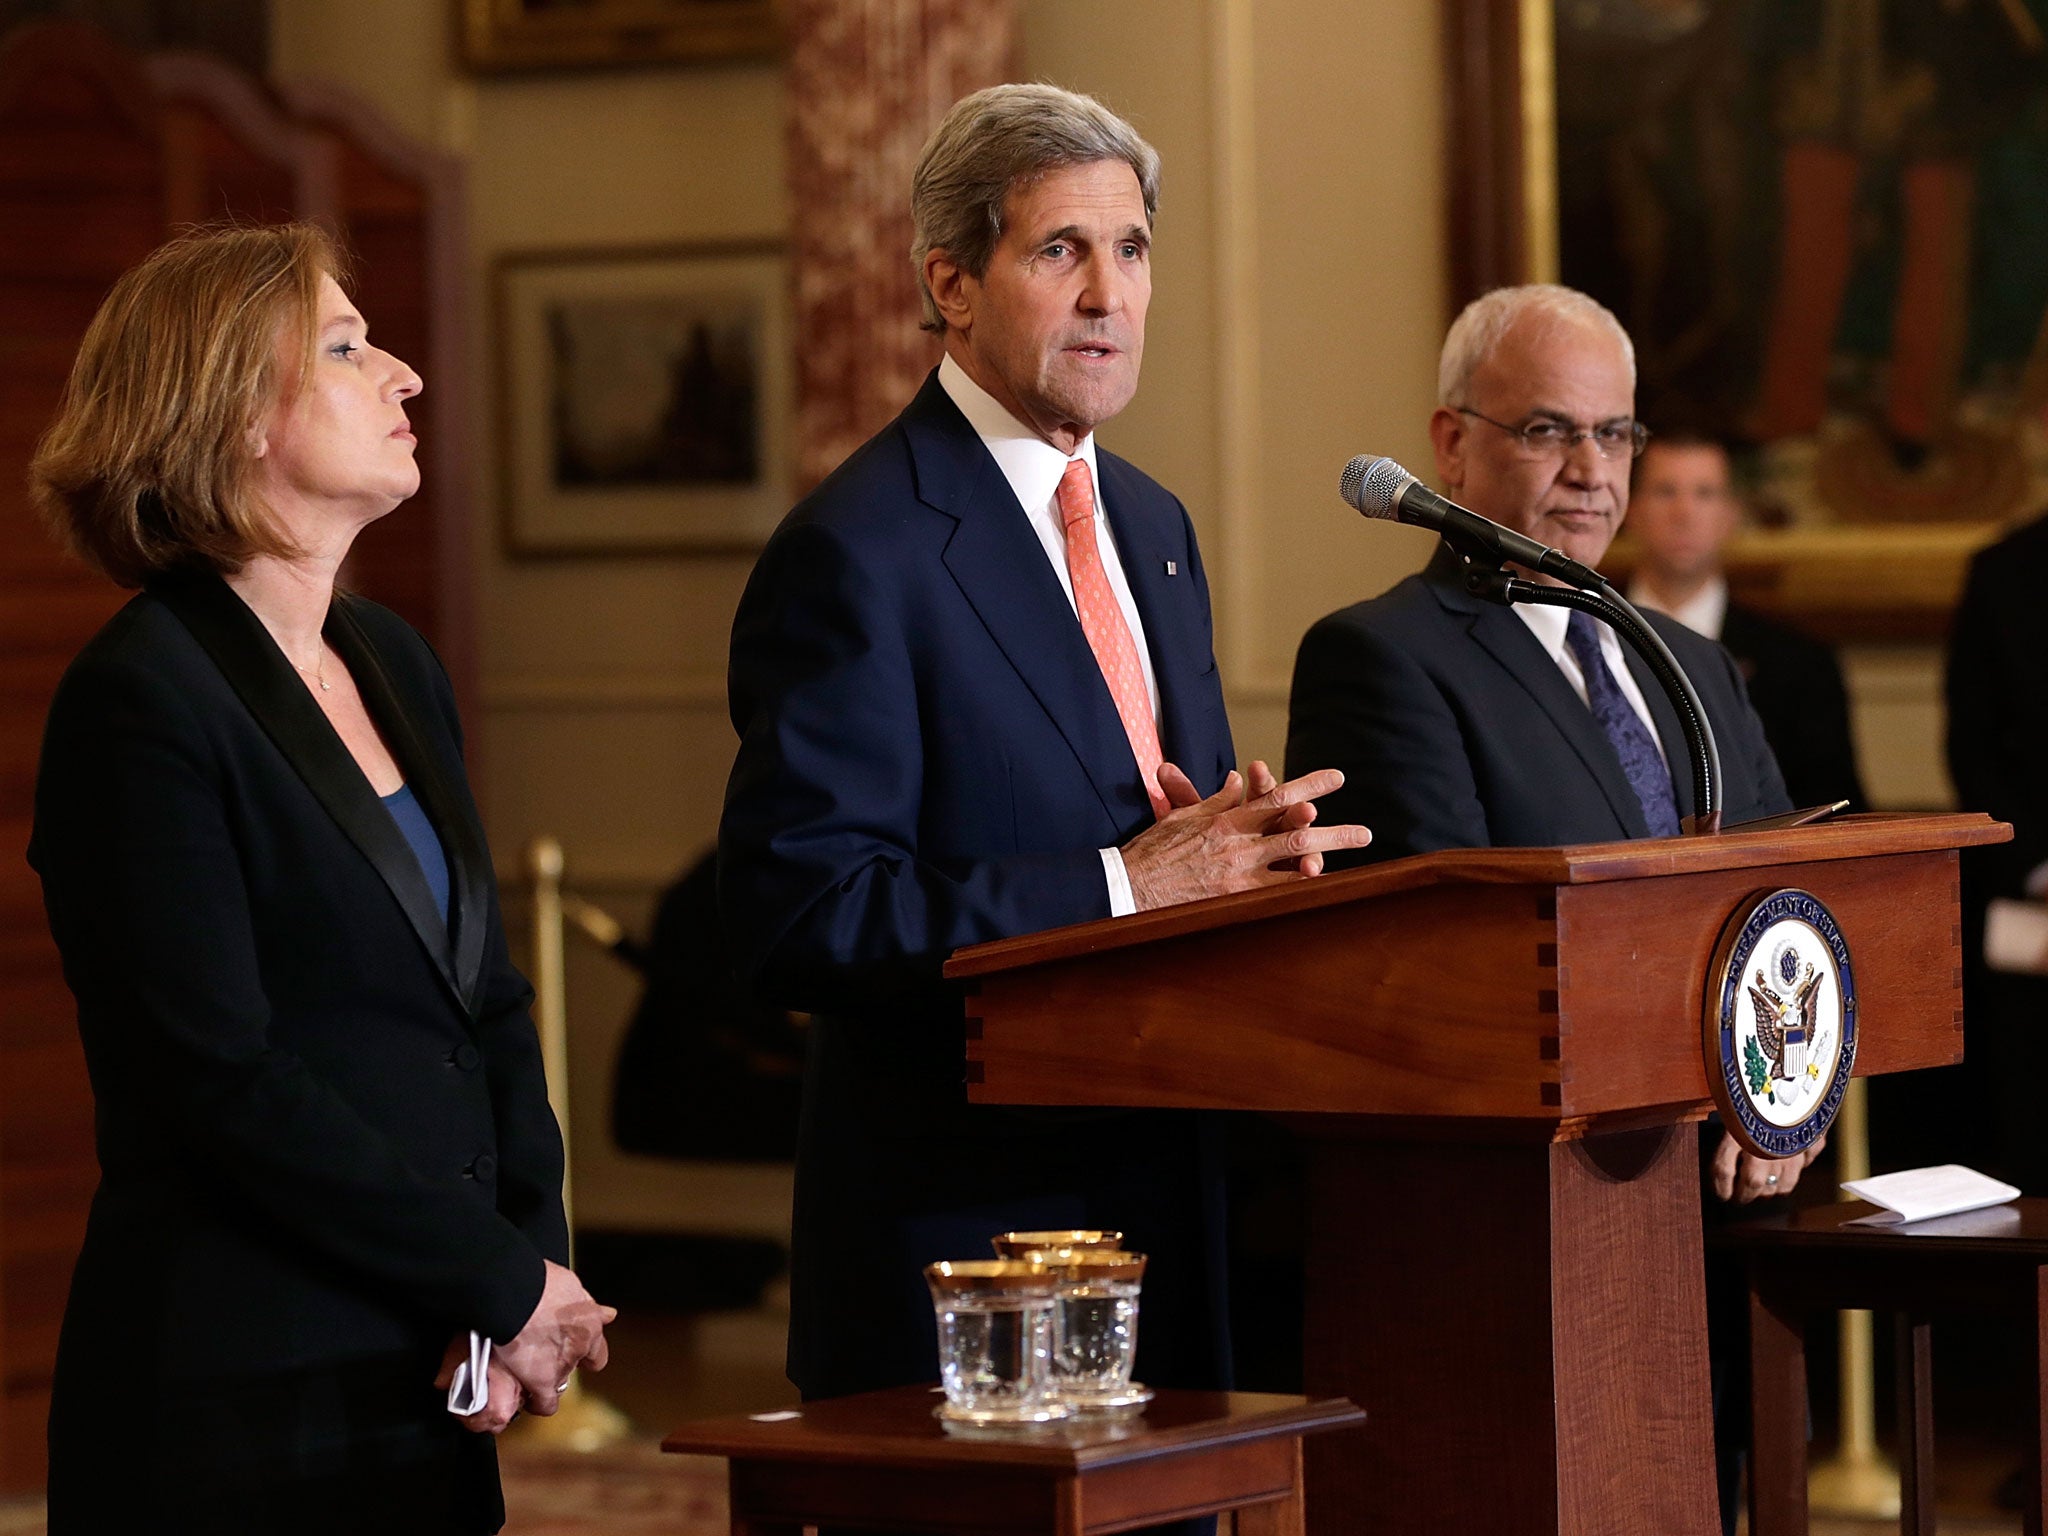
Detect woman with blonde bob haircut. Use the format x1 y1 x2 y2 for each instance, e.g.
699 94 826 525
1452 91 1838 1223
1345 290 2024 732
29 223 613 1534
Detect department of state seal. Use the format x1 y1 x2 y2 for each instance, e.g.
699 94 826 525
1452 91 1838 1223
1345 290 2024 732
1704 887 1858 1158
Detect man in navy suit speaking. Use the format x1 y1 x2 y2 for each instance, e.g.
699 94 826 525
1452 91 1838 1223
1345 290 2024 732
719 84 1368 1421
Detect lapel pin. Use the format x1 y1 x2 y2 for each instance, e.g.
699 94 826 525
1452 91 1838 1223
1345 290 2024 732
1165 560 1178 576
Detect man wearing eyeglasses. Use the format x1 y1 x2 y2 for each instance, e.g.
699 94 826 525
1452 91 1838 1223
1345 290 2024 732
1286 283 1787 868
1285 283 1798 1536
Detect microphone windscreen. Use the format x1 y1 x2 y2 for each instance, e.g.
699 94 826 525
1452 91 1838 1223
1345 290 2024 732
1339 455 1417 521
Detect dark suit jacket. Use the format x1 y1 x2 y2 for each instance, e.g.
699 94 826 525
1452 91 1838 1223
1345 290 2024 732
1285 543 1790 858
30 572 565 1533
1720 601 1867 813
1948 511 2048 903
1943 512 2048 1190
720 371 1237 1400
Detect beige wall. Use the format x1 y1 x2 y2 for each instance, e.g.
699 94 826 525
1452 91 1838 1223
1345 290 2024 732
1026 0 1446 762
1846 647 1952 810
271 0 1949 1226
279 0 783 892
274 0 788 1231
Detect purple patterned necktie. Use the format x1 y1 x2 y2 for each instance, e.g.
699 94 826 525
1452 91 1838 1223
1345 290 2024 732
1564 609 1680 837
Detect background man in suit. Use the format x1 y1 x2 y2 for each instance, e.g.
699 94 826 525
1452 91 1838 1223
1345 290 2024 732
1625 432 1868 811
1286 285 1808 1534
1947 511 2048 1192
719 84 1367 1449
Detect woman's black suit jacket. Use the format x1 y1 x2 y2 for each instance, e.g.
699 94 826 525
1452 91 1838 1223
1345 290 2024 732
29 571 567 1533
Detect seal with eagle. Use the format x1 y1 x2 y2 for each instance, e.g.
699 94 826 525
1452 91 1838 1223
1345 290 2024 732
1748 945 1822 1086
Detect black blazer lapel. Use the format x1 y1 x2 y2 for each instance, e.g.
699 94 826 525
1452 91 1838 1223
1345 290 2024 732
327 598 493 1012
1097 453 1211 778
152 573 469 1013
907 376 1151 832
1424 546 1651 838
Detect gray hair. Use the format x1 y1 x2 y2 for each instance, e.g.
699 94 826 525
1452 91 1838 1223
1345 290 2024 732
910 83 1161 333
1437 284 1636 406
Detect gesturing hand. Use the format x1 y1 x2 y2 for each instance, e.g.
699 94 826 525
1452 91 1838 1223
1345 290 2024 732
494 1259 616 1417
1122 761 1372 913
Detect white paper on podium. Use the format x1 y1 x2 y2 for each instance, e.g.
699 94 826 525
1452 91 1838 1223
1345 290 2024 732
1986 898 2048 975
446 1330 491 1415
1841 1164 2021 1227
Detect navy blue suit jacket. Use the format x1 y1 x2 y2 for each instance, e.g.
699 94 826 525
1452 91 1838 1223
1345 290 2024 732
1286 543 1790 859
720 371 1236 1399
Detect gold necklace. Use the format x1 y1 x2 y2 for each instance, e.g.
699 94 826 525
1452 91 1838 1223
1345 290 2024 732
292 643 332 692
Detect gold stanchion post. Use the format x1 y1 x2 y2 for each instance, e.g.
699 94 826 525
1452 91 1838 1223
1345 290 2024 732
1806 1077 1900 1515
508 836 634 1452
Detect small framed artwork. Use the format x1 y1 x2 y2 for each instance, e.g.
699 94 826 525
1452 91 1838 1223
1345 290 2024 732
458 0 780 72
495 242 793 555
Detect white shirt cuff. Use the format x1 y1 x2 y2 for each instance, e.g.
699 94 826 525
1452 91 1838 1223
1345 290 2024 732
2026 860 2048 900
1101 847 1136 917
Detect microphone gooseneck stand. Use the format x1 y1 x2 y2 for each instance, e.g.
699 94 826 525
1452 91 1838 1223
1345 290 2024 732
1458 551 1724 836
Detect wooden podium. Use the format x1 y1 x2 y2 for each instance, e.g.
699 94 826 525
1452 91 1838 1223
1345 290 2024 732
945 813 2009 1536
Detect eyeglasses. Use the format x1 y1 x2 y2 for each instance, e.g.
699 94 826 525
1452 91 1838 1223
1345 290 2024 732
1456 407 1650 461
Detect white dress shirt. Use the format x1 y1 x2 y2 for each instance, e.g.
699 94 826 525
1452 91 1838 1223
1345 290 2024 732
1512 602 1669 769
1628 574 1728 643
937 354 1159 916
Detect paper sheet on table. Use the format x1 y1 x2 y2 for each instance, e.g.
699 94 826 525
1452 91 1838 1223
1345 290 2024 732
1986 898 2048 975
446 1330 491 1415
1841 1164 2021 1226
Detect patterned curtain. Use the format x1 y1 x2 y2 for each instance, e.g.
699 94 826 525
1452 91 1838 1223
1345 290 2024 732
786 0 1018 491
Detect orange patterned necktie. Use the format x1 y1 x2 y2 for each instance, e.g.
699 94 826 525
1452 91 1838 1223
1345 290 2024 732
1056 458 1168 820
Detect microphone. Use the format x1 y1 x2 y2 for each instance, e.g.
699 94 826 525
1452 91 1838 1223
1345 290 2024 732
1339 455 1604 590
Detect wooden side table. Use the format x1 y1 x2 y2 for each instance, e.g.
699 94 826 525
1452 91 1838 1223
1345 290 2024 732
662 1385 1365 1535
1716 1198 2048 1536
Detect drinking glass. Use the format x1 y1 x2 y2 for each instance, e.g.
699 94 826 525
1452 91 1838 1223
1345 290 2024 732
923 1260 1068 1425
1019 1249 1151 1411
989 1229 1123 1260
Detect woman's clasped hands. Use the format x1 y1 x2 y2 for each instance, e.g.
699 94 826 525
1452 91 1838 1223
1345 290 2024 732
435 1260 616 1434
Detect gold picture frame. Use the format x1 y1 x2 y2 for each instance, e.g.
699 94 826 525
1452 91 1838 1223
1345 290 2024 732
1445 0 2048 642
494 241 794 556
458 0 780 73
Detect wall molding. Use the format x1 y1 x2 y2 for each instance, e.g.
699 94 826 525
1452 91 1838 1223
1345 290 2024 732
483 674 727 711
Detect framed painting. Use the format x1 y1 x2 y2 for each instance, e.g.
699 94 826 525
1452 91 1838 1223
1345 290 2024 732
494 242 794 555
1445 0 2048 640
458 0 780 72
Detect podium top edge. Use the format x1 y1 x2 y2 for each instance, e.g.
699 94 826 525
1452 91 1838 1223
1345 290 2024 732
943 812 2009 981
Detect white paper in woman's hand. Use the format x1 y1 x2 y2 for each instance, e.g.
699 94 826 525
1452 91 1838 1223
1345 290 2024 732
445 1331 492 1415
